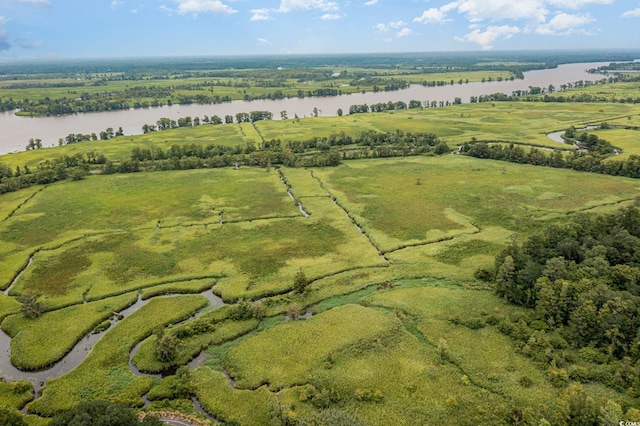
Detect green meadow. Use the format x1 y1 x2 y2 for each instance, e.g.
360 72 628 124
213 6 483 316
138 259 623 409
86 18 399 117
2 87 640 424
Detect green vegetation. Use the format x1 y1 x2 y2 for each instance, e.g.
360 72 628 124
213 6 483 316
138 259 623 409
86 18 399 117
2 292 137 370
27 296 206 416
0 380 33 410
4 54 640 424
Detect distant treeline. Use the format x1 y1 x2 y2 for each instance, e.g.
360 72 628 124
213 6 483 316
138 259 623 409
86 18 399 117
3 50 639 76
0 130 447 194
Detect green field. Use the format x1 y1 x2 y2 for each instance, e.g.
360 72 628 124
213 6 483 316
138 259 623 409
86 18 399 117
3 91 640 424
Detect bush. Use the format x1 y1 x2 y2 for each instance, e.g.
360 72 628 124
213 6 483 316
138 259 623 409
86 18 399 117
293 270 309 294
518 376 534 388
0 408 26 426
18 292 44 319
286 303 303 320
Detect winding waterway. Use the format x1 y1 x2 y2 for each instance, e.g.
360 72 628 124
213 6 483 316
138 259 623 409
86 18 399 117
0 61 619 155
0 289 224 389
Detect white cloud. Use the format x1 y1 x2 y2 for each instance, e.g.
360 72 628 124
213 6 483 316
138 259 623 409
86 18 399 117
396 28 413 37
456 24 520 49
257 38 270 45
167 0 237 16
321 13 342 19
111 0 123 10
455 0 548 23
278 0 339 13
414 7 450 24
389 20 405 28
535 12 594 35
547 0 613 8
250 8 273 21
622 7 640 17
374 23 389 32
0 16 8 25
364 0 379 5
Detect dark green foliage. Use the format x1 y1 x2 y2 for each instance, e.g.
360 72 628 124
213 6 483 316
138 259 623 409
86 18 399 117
0 408 26 426
492 206 640 392
154 333 178 363
51 400 160 425
293 270 309 294
17 291 44 319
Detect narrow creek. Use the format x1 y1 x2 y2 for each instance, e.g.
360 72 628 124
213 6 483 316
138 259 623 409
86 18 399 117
3 256 34 296
0 289 224 391
128 289 225 379
546 125 599 145
277 169 310 218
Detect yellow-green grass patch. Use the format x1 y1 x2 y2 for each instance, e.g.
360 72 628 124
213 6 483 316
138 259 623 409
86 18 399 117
140 278 216 299
590 128 640 159
313 156 640 252
0 294 21 322
364 286 560 412
27 295 206 416
191 367 277 426
279 331 511 426
0 380 33 410
133 319 258 373
225 304 399 390
1 292 138 370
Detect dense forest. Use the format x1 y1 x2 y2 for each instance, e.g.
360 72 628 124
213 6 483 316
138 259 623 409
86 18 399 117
487 207 640 401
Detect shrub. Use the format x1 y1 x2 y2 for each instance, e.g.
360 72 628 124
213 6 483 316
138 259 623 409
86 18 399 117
293 270 309 294
18 292 44 319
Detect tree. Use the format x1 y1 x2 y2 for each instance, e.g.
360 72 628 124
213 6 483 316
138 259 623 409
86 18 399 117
337 108 343 117
280 110 288 120
293 270 309 294
18 292 44 319
154 332 178 362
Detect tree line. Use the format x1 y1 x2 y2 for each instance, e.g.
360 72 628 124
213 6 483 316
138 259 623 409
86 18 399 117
459 135 640 179
0 129 449 194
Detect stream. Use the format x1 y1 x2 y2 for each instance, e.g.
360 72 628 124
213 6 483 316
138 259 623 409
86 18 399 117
546 125 600 145
3 256 34 296
0 289 224 390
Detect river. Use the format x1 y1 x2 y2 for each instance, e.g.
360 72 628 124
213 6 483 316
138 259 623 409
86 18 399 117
0 61 620 155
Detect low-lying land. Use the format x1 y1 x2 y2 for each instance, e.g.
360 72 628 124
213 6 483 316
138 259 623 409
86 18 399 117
1 82 640 424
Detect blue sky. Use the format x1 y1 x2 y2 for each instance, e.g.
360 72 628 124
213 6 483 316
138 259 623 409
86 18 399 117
0 0 639 59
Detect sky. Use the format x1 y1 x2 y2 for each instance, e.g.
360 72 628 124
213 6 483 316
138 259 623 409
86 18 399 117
0 0 639 60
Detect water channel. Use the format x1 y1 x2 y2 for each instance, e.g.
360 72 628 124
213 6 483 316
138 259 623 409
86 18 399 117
0 289 224 389
0 61 622 155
